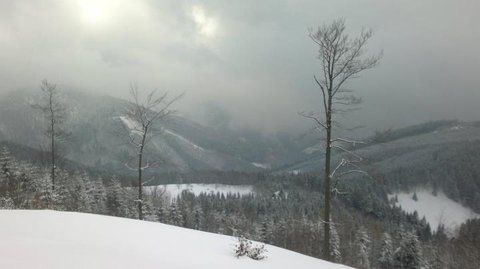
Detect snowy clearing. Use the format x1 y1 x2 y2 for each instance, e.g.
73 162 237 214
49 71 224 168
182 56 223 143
0 210 352 269
145 183 254 199
388 189 479 233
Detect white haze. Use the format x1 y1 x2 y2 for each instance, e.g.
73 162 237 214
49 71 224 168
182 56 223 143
0 0 479 134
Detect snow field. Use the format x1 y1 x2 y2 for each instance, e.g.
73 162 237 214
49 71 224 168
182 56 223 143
388 189 479 233
145 183 254 199
0 210 352 269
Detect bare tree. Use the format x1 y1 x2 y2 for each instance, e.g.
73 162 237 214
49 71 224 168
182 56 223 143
122 83 182 220
32 80 67 191
301 19 381 261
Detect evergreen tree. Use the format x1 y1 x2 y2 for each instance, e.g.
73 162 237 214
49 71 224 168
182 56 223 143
394 230 422 269
354 226 371 269
259 218 272 244
156 205 168 223
106 177 129 217
379 232 394 269
193 206 203 230
168 203 184 226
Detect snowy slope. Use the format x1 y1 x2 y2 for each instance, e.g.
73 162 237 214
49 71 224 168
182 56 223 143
0 210 352 269
285 121 480 173
1 89 308 173
388 190 479 233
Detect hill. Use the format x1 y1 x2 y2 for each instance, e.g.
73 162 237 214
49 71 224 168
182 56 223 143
281 121 480 213
0 210 351 269
0 89 309 174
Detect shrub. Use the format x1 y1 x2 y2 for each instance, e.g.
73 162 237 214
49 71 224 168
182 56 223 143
234 235 267 260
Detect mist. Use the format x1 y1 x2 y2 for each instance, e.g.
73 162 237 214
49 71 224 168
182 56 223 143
0 0 479 134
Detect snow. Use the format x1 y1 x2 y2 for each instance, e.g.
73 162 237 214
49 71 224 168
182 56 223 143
164 129 206 152
252 162 270 169
145 183 254 199
388 189 479 233
0 210 352 269
116 116 143 136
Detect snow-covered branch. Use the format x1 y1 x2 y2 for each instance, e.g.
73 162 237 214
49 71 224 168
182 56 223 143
124 163 137 171
331 137 365 146
331 145 363 162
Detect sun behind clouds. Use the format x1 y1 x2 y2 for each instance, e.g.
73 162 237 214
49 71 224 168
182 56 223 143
191 5 218 38
76 0 150 30
78 1 108 26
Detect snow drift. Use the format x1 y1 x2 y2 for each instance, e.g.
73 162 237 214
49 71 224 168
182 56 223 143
0 210 352 269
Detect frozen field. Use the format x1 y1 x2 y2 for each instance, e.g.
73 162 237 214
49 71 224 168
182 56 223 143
145 183 254 198
389 189 479 233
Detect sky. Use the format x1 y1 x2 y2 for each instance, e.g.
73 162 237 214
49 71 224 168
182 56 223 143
0 0 479 134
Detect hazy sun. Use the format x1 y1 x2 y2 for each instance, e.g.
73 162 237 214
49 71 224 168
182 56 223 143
83 5 103 24
191 6 217 38
78 1 109 27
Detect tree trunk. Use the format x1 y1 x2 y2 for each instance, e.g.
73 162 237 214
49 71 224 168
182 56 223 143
323 106 332 261
138 145 144 220
50 97 55 191
137 131 147 220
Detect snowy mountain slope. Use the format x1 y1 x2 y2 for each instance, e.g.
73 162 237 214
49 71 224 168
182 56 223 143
283 121 480 173
388 190 479 233
0 210 352 269
279 121 480 217
0 89 308 173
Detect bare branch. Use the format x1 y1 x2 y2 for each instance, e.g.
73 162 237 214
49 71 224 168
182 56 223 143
306 19 381 261
298 111 327 130
119 83 183 220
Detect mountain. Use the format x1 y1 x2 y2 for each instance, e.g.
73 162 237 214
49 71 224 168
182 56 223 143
0 89 309 174
281 120 480 173
280 120 480 212
0 210 352 269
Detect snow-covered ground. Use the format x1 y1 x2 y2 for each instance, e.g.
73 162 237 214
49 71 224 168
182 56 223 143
145 183 254 199
388 189 479 233
0 210 352 269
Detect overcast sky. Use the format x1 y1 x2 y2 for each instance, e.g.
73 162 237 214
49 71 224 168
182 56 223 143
0 0 479 134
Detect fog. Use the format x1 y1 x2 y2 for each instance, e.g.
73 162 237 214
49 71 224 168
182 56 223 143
0 0 479 134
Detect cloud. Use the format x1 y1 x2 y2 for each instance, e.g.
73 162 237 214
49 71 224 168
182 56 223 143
0 0 479 134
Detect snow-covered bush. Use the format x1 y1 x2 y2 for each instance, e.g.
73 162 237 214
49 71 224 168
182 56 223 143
247 244 267 260
234 236 252 258
234 235 267 260
0 196 15 209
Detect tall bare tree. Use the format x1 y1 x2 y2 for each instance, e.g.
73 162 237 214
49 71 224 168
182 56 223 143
122 83 182 220
32 80 67 191
301 19 381 261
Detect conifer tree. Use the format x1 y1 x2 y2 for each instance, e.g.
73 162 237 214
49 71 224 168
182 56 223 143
354 226 371 269
394 230 422 269
193 206 203 230
379 232 394 269
106 177 129 217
